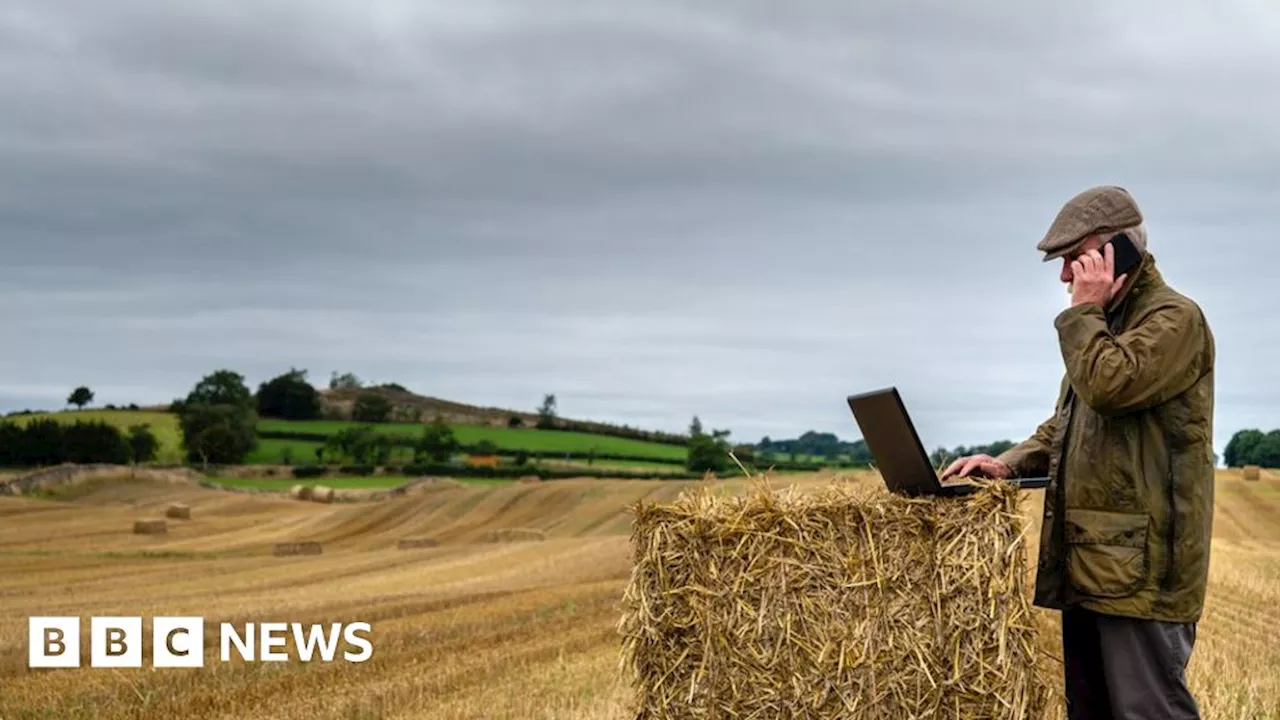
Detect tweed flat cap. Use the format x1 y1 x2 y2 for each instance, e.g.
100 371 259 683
1038 185 1143 261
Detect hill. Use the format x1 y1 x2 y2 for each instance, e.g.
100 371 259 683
318 387 688 445
319 386 542 427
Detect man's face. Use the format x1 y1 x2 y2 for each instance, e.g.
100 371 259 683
1060 234 1106 290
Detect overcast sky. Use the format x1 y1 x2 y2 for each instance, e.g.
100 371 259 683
2 1 1278 456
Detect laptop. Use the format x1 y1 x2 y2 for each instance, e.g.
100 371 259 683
846 387 1049 497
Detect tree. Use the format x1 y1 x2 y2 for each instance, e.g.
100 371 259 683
508 415 523 428
689 416 703 437
67 386 94 410
178 370 258 466
417 416 460 463
62 421 129 464
352 392 393 423
256 368 322 420
329 371 362 390
186 370 254 408
1224 429 1265 467
473 439 499 456
325 425 387 464
1249 430 1280 469
536 394 557 429
687 430 730 474
127 424 159 466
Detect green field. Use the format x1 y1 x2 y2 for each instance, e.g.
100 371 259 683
258 419 688 460
7 410 184 464
6 411 691 468
245 438 318 465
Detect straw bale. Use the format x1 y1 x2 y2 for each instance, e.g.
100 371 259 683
480 528 546 543
311 485 335 503
273 541 323 556
1243 465 1261 481
133 519 167 535
518 475 542 484
397 537 440 549
618 480 1049 720
166 503 191 520
291 484 313 501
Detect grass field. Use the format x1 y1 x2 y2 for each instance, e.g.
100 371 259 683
260 419 688 461
5 411 689 468
1 468 1277 719
245 438 329 465
7 410 184 464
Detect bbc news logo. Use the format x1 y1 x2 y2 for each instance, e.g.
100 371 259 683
29 617 373 668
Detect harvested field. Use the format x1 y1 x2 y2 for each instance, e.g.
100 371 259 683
0 470 1276 719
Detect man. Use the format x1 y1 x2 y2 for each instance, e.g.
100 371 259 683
941 185 1215 720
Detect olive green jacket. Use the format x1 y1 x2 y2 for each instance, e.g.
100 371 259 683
998 252 1216 623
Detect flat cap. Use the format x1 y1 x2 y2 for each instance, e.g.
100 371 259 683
1038 185 1143 261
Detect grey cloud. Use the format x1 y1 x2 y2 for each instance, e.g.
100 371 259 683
2 0 1278 457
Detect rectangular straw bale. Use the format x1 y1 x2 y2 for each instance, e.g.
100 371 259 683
397 537 440 549
480 528 545 543
1243 465 1261 481
618 480 1049 720
273 541 323 556
165 503 191 519
133 519 167 535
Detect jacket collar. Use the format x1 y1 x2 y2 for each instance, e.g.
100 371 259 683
1108 251 1163 316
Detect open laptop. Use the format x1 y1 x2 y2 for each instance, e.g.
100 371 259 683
846 387 1049 497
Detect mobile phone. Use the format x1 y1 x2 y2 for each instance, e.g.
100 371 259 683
1105 231 1142 277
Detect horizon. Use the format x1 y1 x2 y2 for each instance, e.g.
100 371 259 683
3 2 1277 457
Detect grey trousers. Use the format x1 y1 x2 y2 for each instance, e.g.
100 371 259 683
1062 607 1200 720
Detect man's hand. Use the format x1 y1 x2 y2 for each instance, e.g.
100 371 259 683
1070 242 1128 308
940 453 1013 481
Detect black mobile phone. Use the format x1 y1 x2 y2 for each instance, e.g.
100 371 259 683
1106 231 1142 277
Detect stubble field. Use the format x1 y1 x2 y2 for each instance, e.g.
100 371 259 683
0 469 1277 719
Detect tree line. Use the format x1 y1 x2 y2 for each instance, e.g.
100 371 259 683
1224 429 1280 468
0 419 158 467
1 368 1064 474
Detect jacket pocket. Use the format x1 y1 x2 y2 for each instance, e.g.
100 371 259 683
1064 508 1149 598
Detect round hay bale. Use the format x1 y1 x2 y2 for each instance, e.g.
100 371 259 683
1243 465 1261 481
165 503 191 520
290 484 313 501
311 485 335 503
133 519 167 535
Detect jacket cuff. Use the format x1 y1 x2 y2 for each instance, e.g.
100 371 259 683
1055 302 1108 354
